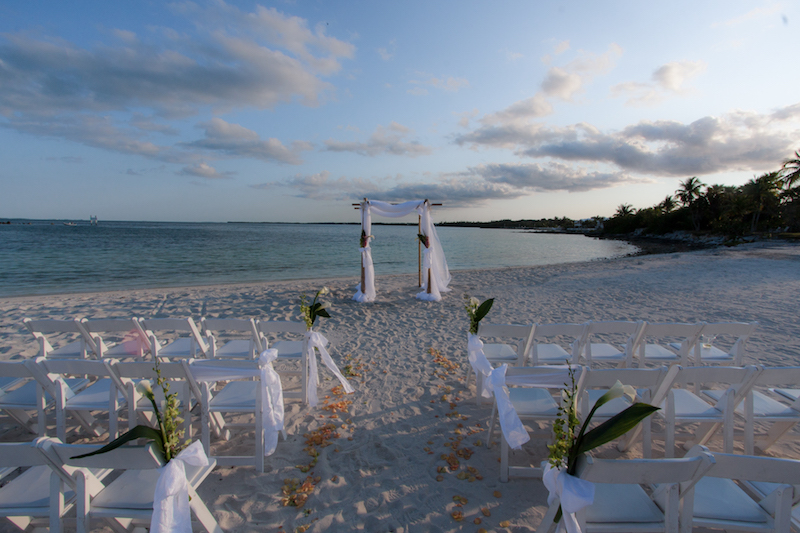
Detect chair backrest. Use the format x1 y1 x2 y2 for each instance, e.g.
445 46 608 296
0 440 49 469
140 318 209 357
40 358 113 380
257 320 307 335
529 323 588 364
201 317 262 355
114 359 202 402
79 318 152 357
504 365 587 395
581 366 667 392
582 321 645 366
696 321 758 364
23 317 95 358
0 360 35 380
702 450 800 483
674 365 761 403
636 322 704 364
575 452 714 489
477 323 534 364
51 441 164 470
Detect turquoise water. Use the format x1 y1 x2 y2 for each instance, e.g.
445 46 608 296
0 221 638 297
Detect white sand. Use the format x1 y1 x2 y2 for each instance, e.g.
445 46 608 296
2 242 800 532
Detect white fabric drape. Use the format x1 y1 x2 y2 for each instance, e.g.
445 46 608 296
543 463 595 533
187 349 284 455
150 440 209 533
352 199 450 302
305 331 355 406
467 333 494 398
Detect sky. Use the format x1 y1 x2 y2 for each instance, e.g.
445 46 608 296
1 1 799 223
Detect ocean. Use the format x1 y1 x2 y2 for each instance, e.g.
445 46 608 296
0 220 639 297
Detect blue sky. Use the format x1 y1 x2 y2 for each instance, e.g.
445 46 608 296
1 1 798 223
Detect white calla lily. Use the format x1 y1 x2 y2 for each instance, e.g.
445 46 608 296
136 379 153 397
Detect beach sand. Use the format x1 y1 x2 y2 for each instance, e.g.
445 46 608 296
1 242 800 532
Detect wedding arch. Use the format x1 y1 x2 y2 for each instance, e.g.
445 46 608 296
352 199 451 303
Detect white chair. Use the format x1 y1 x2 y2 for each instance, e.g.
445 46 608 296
472 323 534 403
190 358 284 472
0 439 75 532
78 318 152 359
140 318 210 359
684 445 800 533
44 439 222 533
23 318 95 359
257 320 308 402
634 322 704 367
692 321 758 366
580 366 679 457
487 365 587 482
580 321 645 368
31 358 126 442
202 317 262 360
528 322 587 365
540 452 714 533
653 365 761 457
703 366 800 455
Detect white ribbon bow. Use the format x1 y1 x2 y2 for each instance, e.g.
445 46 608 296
542 463 595 533
487 364 530 449
467 333 494 398
150 440 209 533
259 348 284 455
305 331 355 407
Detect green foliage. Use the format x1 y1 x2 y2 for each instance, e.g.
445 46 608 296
464 295 494 335
301 287 331 330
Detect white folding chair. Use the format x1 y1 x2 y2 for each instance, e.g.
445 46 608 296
23 318 95 359
44 440 221 533
528 322 587 366
32 358 126 442
684 445 800 533
540 452 714 533
201 317 262 360
653 365 761 457
0 361 44 435
634 322 704 367
471 323 534 404
0 439 75 532
580 321 644 368
78 318 151 359
140 318 210 359
257 320 308 403
692 321 758 366
487 365 587 482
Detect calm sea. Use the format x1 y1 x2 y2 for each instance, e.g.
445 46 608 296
0 220 638 297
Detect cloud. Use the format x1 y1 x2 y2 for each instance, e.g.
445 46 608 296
467 162 646 192
44 156 83 163
324 122 432 157
177 162 235 179
185 118 311 164
408 75 470 94
712 4 782 27
377 39 396 61
612 60 707 106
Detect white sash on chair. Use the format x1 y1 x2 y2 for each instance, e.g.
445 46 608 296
305 331 354 407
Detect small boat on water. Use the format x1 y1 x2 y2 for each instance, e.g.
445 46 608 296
63 222 77 227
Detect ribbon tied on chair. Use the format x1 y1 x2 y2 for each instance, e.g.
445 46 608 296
467 333 494 398
258 348 284 455
305 331 355 407
487 364 530 449
542 463 595 533
151 440 209 533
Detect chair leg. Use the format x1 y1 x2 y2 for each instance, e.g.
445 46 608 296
756 421 797 453
665 393 675 458
188 486 224 533
486 403 498 449
500 434 509 483
49 472 64 533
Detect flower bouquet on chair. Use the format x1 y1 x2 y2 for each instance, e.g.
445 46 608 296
544 366 659 531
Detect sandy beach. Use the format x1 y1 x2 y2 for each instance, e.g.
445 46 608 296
2 242 800 532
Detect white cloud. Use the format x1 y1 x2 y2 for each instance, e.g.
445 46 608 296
324 122 432 157
712 4 782 27
408 75 470 94
611 60 707 106
177 162 235 179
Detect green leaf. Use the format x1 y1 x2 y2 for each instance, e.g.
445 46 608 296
316 308 331 318
575 403 659 456
474 298 494 322
70 425 165 460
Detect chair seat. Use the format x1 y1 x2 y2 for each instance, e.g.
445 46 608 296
508 388 559 417
643 344 678 360
102 339 147 358
66 379 126 410
692 476 768 523
0 465 58 510
157 338 202 358
588 343 624 360
704 389 800 419
772 388 800 402
587 389 633 418
215 340 255 359
209 381 257 411
483 343 518 361
587 483 664 524
272 340 303 359
535 344 571 363
662 389 721 419
0 378 87 409
91 463 210 511
698 345 732 361
47 340 87 358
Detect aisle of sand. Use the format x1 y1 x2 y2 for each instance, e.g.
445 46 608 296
1 242 799 532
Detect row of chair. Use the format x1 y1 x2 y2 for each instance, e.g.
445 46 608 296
22 316 308 361
0 437 221 532
0 356 283 472
475 320 758 373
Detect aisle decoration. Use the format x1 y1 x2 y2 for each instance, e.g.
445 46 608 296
464 295 495 398
544 366 659 533
302 287 354 406
71 357 206 533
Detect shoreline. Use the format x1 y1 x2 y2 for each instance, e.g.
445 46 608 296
2 242 800 532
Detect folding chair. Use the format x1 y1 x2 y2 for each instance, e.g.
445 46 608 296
140 318 210 359
23 318 95 359
471 323 534 404
257 320 308 402
528 322 587 365
540 452 714 533
684 445 800 533
201 317 262 360
692 321 758 366
42 439 221 533
634 322 704 367
580 321 645 368
78 318 151 359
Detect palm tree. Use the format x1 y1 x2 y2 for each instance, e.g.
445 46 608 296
615 204 634 217
780 150 800 189
676 177 705 206
659 195 676 213
742 172 782 232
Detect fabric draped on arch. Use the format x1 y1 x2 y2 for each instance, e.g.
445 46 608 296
353 199 451 303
